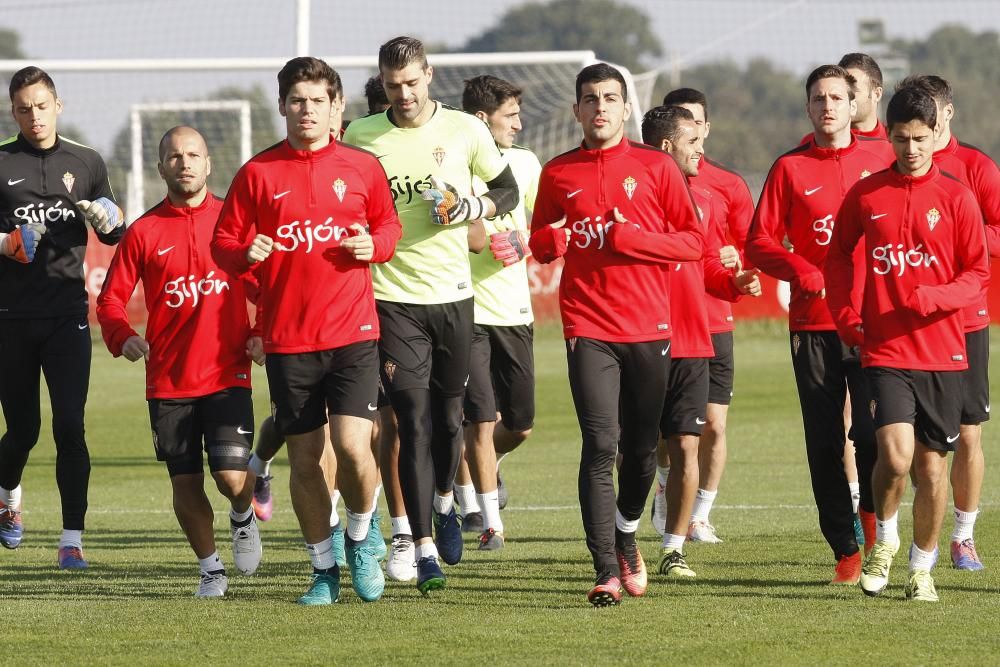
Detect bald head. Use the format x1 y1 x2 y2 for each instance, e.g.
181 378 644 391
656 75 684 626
157 125 211 206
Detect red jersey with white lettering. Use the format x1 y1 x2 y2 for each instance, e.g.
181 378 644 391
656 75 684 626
746 136 894 331
933 135 1000 332
97 194 256 399
825 165 989 371
691 157 753 333
670 185 742 358
211 136 401 354
529 138 703 343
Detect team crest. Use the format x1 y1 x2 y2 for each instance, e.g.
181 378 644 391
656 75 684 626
432 146 446 167
927 208 941 231
869 399 877 419
860 169 871 179
333 178 347 202
623 176 637 200
568 337 577 352
62 171 75 193
384 360 397 383
792 333 801 356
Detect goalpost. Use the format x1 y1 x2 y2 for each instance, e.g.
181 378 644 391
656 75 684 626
128 100 251 223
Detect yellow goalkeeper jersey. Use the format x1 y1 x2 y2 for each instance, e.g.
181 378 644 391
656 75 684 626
471 145 541 326
343 102 507 304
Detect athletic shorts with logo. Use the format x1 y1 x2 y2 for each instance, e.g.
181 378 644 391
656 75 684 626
376 298 474 397
960 327 990 425
661 356 709 437
464 323 535 432
708 331 734 406
866 366 963 452
265 340 380 435
148 387 254 477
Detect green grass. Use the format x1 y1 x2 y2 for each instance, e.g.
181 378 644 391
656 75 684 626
3 322 1000 665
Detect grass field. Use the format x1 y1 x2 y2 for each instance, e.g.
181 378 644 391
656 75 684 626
3 322 1000 665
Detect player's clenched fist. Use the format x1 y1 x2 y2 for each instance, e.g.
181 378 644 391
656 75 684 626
421 177 488 225
76 198 122 235
489 230 530 266
122 335 150 362
341 223 374 261
247 234 276 264
0 222 46 263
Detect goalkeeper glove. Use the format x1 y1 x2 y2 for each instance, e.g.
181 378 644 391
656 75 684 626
76 197 122 235
0 223 46 263
489 230 530 266
421 177 487 225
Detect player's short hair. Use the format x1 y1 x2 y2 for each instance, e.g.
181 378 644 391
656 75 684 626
363 75 389 114
641 105 695 148
462 75 522 116
575 63 628 104
379 36 428 72
663 88 709 121
805 64 856 100
8 66 57 101
896 74 953 106
157 125 207 162
885 86 937 132
277 57 342 103
838 52 883 88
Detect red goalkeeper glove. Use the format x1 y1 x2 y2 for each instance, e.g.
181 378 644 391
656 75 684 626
489 230 530 266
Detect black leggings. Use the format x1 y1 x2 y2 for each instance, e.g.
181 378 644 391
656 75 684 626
568 337 670 578
0 317 92 530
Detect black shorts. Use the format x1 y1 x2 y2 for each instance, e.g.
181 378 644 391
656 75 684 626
265 340 380 436
148 387 254 477
661 357 709 437
376 298 474 397
464 323 535 431
708 332 735 406
866 366 963 452
960 328 990 425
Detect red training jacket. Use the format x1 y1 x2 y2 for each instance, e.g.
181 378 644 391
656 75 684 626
97 195 256 399
746 136 894 331
211 136 401 354
825 164 989 371
691 156 754 333
529 138 703 343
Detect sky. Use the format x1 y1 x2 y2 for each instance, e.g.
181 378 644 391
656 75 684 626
2 0 998 153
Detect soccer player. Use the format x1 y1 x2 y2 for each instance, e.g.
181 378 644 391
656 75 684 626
641 105 760 577
896 74 1000 571
458 74 542 551
746 64 894 584
342 36 519 593
364 75 390 115
530 63 703 606
660 87 756 543
212 56 401 605
0 67 124 569
838 53 886 140
97 126 263 597
825 86 989 602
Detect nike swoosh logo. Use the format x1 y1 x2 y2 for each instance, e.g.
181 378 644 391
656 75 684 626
157 246 175 256
367 402 378 411
236 427 252 435
870 213 888 220
78 323 89 330
695 418 707 425
804 187 823 196
274 190 291 200
947 433 960 443
567 188 583 198
985 404 991 413
661 348 669 356
7 178 24 186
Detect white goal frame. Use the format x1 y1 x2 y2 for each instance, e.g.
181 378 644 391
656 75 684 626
127 100 251 223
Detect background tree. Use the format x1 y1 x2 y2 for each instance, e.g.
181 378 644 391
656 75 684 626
461 0 662 73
